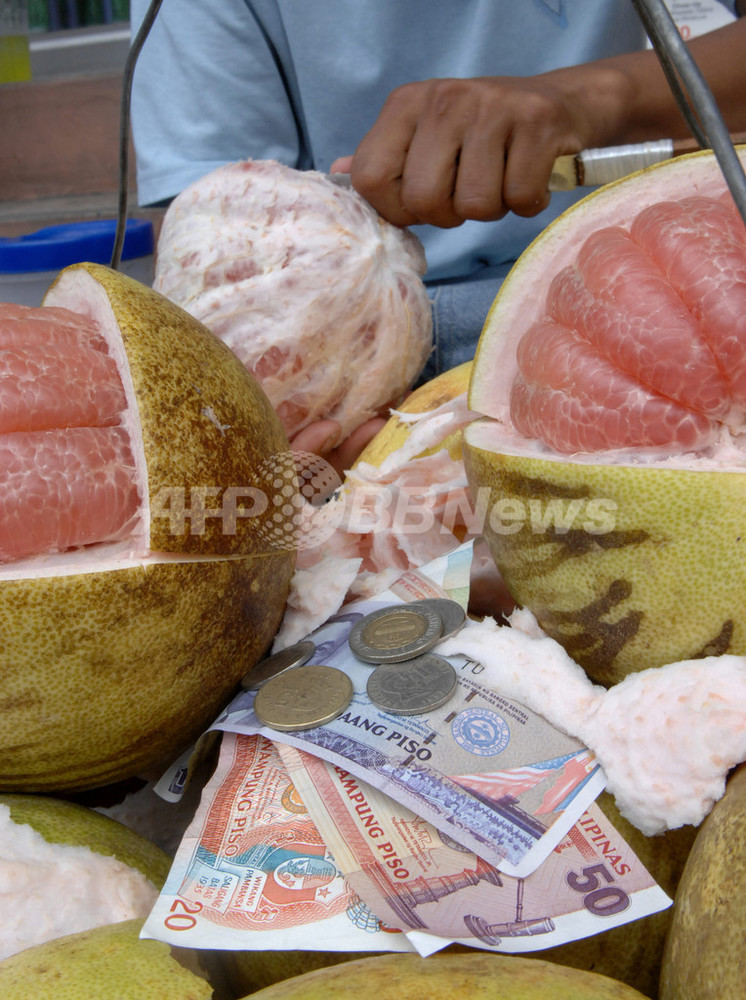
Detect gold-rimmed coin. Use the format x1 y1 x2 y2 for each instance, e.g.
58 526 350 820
407 598 466 641
349 604 443 664
366 653 458 716
240 639 315 689
253 664 353 732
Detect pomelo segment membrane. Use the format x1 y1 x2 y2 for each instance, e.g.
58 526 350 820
0 302 107 352
0 303 140 564
0 345 126 433
504 191 746 455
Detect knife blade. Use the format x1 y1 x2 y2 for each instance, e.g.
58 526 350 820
549 132 746 191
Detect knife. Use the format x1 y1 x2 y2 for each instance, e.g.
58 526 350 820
549 132 746 191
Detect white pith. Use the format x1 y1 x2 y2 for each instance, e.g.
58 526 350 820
0 804 159 962
43 269 152 545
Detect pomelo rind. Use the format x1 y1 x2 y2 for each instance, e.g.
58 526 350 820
464 417 746 684
43 262 294 557
0 545 287 791
235 950 649 999
659 764 746 1000
0 919 214 1000
353 361 473 469
0 794 172 962
0 793 171 888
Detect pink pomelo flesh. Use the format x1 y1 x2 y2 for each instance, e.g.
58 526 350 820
0 303 139 563
508 191 746 454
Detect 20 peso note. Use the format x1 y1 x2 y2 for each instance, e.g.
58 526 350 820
141 732 414 953
279 743 672 957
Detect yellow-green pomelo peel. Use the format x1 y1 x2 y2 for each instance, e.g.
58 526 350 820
0 264 295 791
0 793 171 887
236 951 649 1000
354 361 473 468
0 919 213 1000
464 148 746 684
659 764 746 999
43 262 292 559
464 422 746 684
219 948 380 998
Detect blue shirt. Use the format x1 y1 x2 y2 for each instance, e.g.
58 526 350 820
130 0 737 286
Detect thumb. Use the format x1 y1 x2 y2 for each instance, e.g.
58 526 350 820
330 155 354 174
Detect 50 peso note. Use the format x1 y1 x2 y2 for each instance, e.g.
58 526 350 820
141 732 413 953
278 744 671 957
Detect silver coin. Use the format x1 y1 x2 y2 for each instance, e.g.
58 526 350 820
254 664 354 732
366 653 458 716
241 640 315 689
349 604 443 664
407 598 466 641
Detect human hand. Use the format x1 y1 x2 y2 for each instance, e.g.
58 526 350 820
333 70 625 229
289 416 388 480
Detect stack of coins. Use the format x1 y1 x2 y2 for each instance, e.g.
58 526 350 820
248 598 466 732
349 598 465 717
240 639 315 690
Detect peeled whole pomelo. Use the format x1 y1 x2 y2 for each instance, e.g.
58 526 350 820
0 793 171 961
234 951 650 1000
0 262 295 792
464 148 746 685
0 918 215 1000
153 159 433 440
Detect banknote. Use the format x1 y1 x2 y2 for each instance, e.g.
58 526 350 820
211 544 606 878
141 732 414 953
279 744 671 957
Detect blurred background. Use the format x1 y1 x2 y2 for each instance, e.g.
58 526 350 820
29 1 130 32
0 1 736 290
0 0 163 297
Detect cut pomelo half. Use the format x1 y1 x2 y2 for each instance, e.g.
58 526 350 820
464 147 746 684
0 263 295 791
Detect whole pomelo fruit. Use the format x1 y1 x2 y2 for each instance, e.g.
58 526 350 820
235 951 650 999
218 948 380 998
659 763 746 999
0 262 295 791
464 148 746 684
0 794 171 960
0 919 214 1000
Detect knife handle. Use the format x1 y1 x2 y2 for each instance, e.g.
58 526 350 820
549 132 746 192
